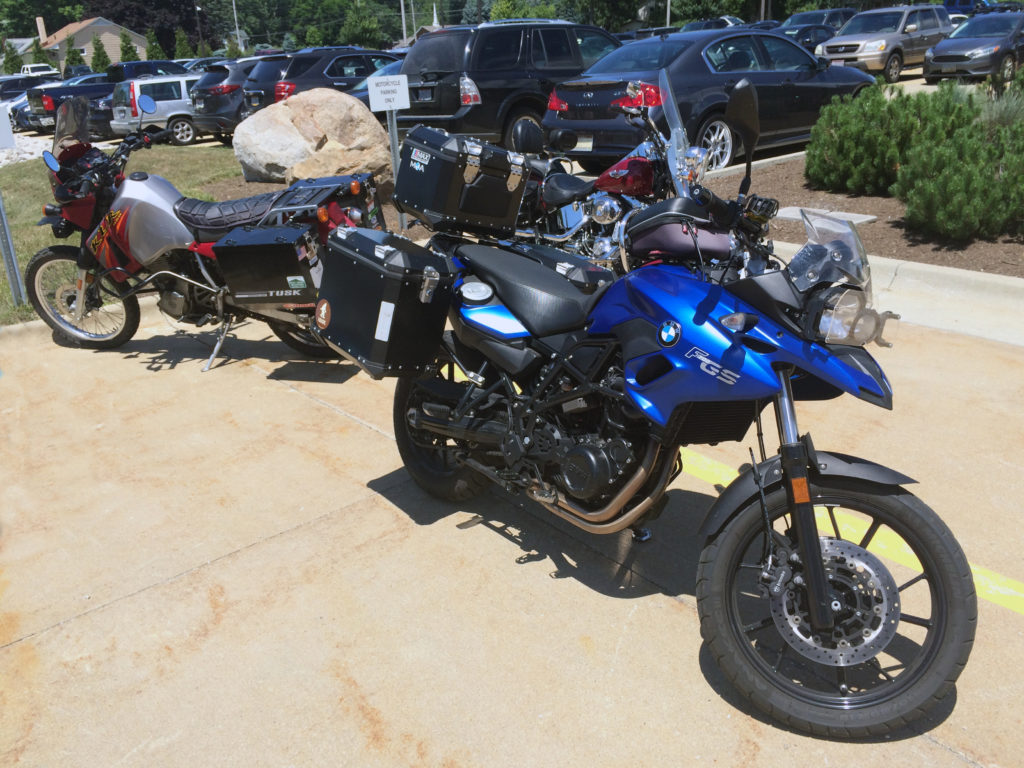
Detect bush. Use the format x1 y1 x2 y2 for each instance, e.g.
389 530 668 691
894 114 1024 242
806 81 979 196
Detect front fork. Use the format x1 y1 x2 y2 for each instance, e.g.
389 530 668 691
72 245 98 323
774 367 835 632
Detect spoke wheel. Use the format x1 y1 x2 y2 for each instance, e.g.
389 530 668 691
25 246 140 348
393 363 489 502
267 321 336 358
883 53 903 83
696 116 735 171
697 477 976 737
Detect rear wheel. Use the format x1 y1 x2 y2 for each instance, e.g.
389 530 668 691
267 321 336 358
696 115 736 172
393 368 489 502
883 53 903 83
697 477 976 737
502 108 542 150
25 246 140 348
168 117 196 146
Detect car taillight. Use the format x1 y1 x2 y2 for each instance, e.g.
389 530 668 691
130 83 138 117
547 90 568 112
459 74 481 106
209 84 240 96
611 83 663 109
275 82 296 102
41 94 54 111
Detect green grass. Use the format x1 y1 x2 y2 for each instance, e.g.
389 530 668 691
0 142 245 325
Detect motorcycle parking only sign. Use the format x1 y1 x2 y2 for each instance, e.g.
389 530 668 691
367 75 410 113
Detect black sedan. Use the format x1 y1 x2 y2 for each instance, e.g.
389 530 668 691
779 23 836 52
923 11 1024 83
541 28 874 172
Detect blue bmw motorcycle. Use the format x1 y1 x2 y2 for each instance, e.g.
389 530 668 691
318 80 976 737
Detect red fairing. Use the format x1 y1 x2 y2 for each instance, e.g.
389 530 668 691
60 195 96 229
594 157 655 197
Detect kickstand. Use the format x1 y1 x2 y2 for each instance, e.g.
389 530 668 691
202 317 233 372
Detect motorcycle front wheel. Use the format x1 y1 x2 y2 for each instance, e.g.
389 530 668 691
696 477 976 738
25 246 140 348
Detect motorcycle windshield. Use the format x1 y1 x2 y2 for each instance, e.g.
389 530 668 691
52 96 92 156
658 69 692 198
787 211 871 294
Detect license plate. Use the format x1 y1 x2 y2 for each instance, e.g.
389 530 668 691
40 116 54 126
941 64 955 73
575 135 593 152
417 88 433 101
832 59 845 66
194 97 205 111
248 94 260 107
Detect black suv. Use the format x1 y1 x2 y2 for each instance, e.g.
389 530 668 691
397 19 619 147
241 53 294 118
273 47 399 101
192 58 261 139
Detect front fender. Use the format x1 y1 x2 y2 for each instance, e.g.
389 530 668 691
697 449 915 542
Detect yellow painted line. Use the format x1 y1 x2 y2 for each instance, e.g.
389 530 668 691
679 448 1024 617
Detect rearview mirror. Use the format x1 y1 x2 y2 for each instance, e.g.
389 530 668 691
42 151 60 172
137 94 157 115
724 79 759 195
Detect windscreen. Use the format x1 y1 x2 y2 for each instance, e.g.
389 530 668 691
52 95 91 154
841 12 903 35
950 14 1020 38
585 38 691 74
401 31 470 74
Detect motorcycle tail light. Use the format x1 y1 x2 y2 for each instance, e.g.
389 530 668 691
41 94 55 111
460 75 482 106
612 83 663 109
547 91 568 112
275 82 297 101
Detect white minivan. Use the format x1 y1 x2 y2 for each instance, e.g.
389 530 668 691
110 73 203 145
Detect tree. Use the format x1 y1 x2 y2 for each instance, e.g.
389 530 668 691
490 0 556 20
2 42 23 75
90 34 112 71
119 29 140 61
225 36 242 58
339 2 386 48
146 29 167 59
304 26 324 46
31 38 56 65
63 44 86 74
174 27 194 58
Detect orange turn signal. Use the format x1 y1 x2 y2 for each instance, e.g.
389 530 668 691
316 205 329 223
349 179 362 195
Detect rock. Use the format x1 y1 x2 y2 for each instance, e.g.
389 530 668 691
233 89 393 197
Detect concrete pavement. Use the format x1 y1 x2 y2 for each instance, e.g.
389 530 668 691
2 252 1024 765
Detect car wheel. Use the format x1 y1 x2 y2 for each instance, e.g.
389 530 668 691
696 115 736 172
883 53 903 84
502 108 542 151
997 54 1016 82
168 117 196 146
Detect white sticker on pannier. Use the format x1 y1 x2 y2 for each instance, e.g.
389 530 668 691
374 301 396 342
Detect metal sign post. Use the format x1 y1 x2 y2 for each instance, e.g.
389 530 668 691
367 74 411 231
0 192 25 306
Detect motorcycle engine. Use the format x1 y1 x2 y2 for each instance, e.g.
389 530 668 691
585 193 623 225
558 438 635 500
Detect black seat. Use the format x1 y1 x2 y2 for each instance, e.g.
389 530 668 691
456 244 603 337
174 191 284 242
541 173 595 208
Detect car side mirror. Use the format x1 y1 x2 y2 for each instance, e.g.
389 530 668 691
904 23 918 33
817 56 830 71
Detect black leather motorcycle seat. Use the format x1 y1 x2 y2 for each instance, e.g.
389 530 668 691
541 173 594 208
456 243 604 337
174 191 284 242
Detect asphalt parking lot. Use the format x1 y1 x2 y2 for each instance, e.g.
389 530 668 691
2 253 1024 766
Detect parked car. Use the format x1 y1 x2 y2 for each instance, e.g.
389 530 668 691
779 23 837 51
747 20 783 30
397 19 620 147
816 5 954 82
542 28 875 172
272 46 400 102
192 57 260 140
184 56 228 72
21 63 59 77
681 18 732 31
88 94 115 139
110 72 204 144
923 10 1024 81
240 53 294 118
779 7 856 29
0 73 60 102
348 58 404 108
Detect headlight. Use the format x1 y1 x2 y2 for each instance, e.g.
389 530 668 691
925 47 934 61
968 44 1000 59
863 40 887 53
814 44 824 56
810 287 897 347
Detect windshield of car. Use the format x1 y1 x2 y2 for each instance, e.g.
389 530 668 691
840 12 903 35
401 31 471 74
950 14 1020 38
585 38 692 74
353 59 403 90
781 11 825 27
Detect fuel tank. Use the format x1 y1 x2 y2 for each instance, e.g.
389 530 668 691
98 173 193 266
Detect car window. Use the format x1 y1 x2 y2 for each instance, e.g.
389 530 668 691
918 9 937 31
248 58 290 83
531 29 577 69
843 12 903 35
142 81 183 101
474 28 524 70
575 28 617 67
585 37 691 73
112 82 130 106
706 36 762 72
368 55 396 70
759 35 813 70
326 55 369 77
402 30 470 74
286 55 320 78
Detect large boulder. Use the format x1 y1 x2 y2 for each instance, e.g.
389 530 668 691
233 88 393 198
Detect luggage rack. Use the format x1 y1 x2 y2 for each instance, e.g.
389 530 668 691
257 174 377 227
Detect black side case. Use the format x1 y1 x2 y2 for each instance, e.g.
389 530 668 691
316 227 454 379
214 223 317 308
392 125 528 237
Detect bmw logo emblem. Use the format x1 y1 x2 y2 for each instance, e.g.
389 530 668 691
659 321 681 347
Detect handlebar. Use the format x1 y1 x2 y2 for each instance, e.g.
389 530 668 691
690 185 777 239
